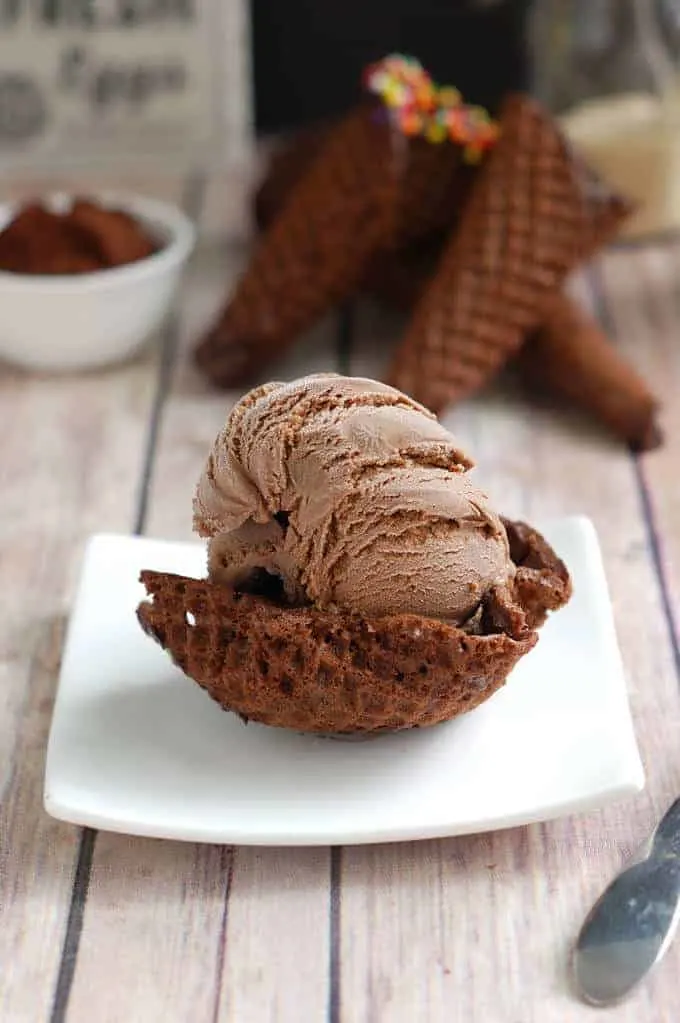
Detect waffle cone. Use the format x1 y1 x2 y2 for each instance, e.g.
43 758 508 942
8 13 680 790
137 519 570 735
254 123 328 232
195 105 400 389
390 134 474 245
254 116 474 247
522 293 662 451
357 248 660 451
388 94 633 413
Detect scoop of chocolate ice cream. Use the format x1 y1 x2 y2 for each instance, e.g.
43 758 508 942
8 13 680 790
193 374 514 625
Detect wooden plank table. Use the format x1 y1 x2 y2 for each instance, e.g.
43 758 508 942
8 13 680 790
1 178 680 1022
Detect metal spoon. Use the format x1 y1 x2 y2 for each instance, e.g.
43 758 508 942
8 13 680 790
573 797 680 1006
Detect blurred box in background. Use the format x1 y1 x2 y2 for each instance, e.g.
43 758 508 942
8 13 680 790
0 1 530 239
0 1 251 173
253 0 531 132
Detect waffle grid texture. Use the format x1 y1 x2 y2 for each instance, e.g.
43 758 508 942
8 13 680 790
137 519 571 735
197 105 473 389
387 94 631 412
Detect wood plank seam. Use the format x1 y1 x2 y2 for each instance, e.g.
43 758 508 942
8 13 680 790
588 266 680 682
48 829 97 1023
131 277 191 536
337 269 680 1022
631 459 680 679
48 171 208 1023
210 845 236 1023
329 846 343 1023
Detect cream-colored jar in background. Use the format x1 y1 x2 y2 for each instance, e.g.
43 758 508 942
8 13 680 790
530 0 680 240
561 90 680 239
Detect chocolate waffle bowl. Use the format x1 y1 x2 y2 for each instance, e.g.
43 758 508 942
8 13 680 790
137 519 571 736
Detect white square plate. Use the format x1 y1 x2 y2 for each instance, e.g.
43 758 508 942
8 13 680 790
44 517 644 846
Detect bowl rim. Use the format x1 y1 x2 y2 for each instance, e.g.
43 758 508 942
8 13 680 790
0 190 196 292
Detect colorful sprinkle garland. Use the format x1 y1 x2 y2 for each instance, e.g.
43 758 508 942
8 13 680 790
363 54 498 161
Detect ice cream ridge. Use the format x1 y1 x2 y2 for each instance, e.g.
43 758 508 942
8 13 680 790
138 375 572 735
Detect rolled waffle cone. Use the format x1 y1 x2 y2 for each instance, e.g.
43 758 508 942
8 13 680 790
393 135 475 246
357 248 661 451
253 125 457 316
388 93 634 414
195 105 398 389
254 123 328 231
254 116 474 247
137 519 571 735
522 293 662 451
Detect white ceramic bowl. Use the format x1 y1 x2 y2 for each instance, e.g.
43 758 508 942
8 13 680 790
0 192 195 372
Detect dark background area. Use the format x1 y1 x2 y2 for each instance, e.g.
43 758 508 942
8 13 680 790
252 0 531 133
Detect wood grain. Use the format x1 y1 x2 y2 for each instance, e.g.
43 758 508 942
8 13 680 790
213 846 331 1023
65 840 231 1023
341 270 680 1023
60 245 337 1023
2 228 680 1023
597 244 680 637
0 352 160 1022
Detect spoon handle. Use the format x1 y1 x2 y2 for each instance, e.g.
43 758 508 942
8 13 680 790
574 798 680 1006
